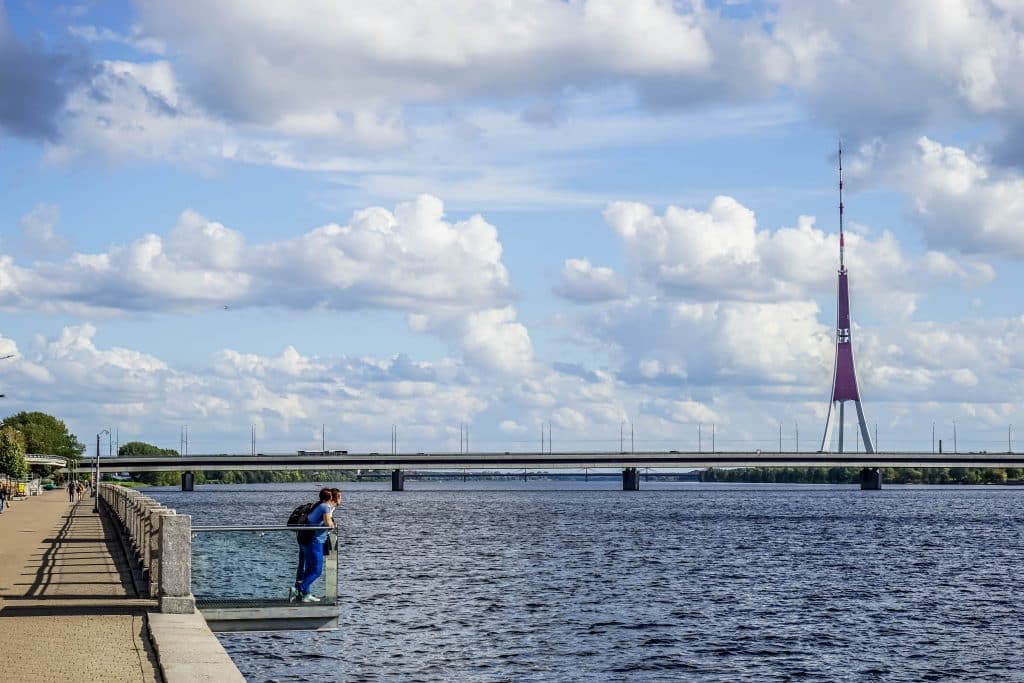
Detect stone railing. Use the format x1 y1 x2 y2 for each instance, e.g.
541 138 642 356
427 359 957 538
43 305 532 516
99 483 194 614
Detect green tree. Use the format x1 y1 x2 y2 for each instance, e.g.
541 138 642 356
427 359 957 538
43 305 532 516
0 426 28 479
0 412 86 461
118 441 178 457
118 441 183 485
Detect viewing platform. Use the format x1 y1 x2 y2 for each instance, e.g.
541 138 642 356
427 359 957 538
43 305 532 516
98 485 340 633
190 525 340 632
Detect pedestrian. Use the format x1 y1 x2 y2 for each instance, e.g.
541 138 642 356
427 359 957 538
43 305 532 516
68 480 76 502
290 488 336 603
0 484 6 513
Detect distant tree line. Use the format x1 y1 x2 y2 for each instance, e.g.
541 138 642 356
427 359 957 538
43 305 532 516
700 467 1022 485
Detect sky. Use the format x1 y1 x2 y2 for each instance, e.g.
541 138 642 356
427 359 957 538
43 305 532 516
2 0 1024 456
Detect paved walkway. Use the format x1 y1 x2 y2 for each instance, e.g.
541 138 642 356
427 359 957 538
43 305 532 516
0 489 160 682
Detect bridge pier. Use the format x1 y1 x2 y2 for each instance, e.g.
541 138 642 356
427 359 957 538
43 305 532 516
391 469 405 492
860 467 882 490
622 467 640 491
181 471 194 492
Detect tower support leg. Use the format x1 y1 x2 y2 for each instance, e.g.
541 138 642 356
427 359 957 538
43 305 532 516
838 401 846 452
860 467 882 490
391 469 405 492
820 400 837 452
854 400 874 453
181 471 194 492
622 467 640 491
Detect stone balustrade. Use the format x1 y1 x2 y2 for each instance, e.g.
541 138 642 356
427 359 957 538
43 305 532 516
99 483 194 614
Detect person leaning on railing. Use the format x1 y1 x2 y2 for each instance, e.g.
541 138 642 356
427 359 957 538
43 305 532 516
290 488 336 603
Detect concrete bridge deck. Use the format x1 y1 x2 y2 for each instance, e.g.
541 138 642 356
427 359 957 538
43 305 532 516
97 450 1024 472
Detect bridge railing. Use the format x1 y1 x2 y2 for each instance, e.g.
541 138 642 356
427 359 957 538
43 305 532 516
99 483 194 614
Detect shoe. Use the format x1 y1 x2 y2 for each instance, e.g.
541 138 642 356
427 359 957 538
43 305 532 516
288 586 300 602
300 593 321 603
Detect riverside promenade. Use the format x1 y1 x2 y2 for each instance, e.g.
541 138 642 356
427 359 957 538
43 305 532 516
0 489 160 680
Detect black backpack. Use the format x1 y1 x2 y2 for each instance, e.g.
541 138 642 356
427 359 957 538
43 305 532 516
287 502 318 544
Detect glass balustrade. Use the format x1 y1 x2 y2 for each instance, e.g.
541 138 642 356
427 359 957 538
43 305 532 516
191 526 339 608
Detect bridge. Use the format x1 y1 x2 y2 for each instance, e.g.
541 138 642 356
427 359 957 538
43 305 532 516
26 454 67 468
91 450 1024 491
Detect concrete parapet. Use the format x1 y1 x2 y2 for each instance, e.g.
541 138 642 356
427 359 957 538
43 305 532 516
147 612 246 682
100 484 195 614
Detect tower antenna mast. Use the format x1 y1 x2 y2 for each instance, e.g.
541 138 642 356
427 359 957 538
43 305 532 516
838 141 845 270
820 140 873 457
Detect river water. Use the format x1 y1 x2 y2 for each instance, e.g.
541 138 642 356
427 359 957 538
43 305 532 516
147 481 1024 682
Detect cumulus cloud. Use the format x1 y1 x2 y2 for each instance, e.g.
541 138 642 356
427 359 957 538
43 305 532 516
587 298 834 392
411 306 535 376
0 315 1020 455
0 323 532 450
0 195 510 316
135 0 718 125
601 196 993 317
899 136 1024 257
18 203 72 255
0 2 89 140
35 1 786 171
555 258 626 303
44 59 226 165
771 0 1024 140
0 196 533 375
106 2 1024 153
248 195 510 313
26 0 1024 181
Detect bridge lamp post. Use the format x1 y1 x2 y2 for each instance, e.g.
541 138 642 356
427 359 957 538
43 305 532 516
94 429 109 513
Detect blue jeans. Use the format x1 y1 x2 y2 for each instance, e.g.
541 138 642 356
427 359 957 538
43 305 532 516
293 547 305 589
298 540 324 595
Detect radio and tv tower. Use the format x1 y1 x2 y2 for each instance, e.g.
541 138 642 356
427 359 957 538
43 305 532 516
820 143 874 453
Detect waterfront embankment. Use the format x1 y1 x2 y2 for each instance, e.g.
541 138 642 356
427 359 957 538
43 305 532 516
0 489 243 682
0 490 159 680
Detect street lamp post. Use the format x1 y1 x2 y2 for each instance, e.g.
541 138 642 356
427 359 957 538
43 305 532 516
94 429 109 513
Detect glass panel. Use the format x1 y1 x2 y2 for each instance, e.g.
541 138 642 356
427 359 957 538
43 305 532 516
191 527 339 606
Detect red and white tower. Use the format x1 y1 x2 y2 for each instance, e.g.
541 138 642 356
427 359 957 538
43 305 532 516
820 143 874 453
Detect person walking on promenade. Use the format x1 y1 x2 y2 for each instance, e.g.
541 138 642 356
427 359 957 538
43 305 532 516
290 488 335 603
68 480 76 502
0 484 6 513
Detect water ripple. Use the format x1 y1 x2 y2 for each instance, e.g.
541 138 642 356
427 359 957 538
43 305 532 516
150 482 1024 682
